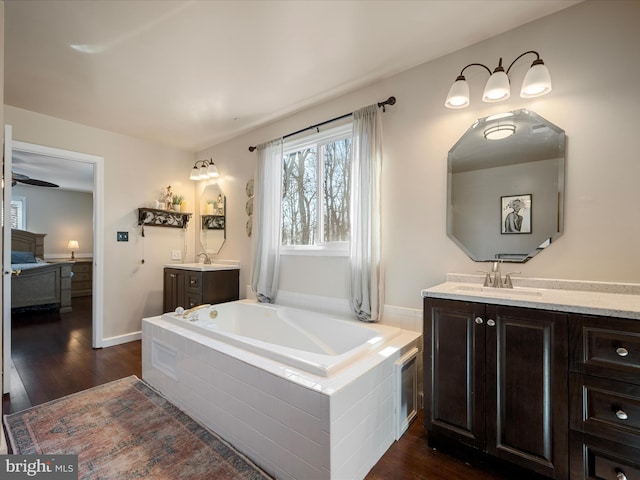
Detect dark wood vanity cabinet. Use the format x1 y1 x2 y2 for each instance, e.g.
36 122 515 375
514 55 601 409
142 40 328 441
569 314 640 480
163 268 239 313
423 297 569 479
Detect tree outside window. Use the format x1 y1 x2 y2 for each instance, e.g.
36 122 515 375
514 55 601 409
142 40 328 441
281 125 352 249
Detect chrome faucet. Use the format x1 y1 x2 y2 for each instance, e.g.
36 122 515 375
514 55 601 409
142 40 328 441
479 261 519 288
197 252 212 264
491 261 504 288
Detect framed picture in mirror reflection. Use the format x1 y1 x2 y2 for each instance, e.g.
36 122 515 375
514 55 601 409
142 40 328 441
501 194 531 234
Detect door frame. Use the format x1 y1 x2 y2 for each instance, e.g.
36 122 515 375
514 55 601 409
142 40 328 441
3 137 104 392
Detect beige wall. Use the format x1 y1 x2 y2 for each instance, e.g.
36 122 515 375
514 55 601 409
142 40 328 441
5 106 195 339
13 185 93 258
197 1 640 314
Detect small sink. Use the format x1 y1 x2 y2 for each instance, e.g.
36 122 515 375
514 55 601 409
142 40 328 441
167 263 238 271
454 284 543 298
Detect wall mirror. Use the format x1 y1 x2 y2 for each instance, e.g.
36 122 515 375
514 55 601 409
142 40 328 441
200 183 226 254
447 109 565 262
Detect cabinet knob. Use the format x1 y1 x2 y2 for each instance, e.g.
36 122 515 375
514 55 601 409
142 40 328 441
475 317 483 325
616 347 629 357
170 274 176 278
616 469 627 480
615 409 629 420
487 319 496 327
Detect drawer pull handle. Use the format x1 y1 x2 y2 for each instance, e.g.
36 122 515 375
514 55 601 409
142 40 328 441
616 469 627 480
475 317 483 325
615 409 628 420
616 347 629 357
487 319 496 327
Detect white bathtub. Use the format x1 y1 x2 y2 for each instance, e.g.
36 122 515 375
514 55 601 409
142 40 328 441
160 300 399 377
143 300 421 479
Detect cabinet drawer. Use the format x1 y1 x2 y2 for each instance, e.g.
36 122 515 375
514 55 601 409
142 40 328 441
72 272 91 282
571 315 640 383
72 263 91 273
571 432 640 480
595 456 640 480
570 373 640 446
72 281 92 291
185 293 201 309
186 274 200 290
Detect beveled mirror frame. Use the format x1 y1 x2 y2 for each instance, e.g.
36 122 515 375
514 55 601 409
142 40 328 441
199 183 226 254
447 109 565 262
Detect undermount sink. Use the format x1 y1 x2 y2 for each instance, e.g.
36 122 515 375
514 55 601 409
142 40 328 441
454 284 544 298
166 263 238 271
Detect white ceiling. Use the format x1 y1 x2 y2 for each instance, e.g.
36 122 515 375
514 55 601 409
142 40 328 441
5 0 580 190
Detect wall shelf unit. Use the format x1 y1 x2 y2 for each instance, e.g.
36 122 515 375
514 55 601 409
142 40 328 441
201 215 225 231
138 208 192 229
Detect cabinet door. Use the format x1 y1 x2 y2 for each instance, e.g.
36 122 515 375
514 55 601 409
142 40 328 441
163 269 186 312
424 298 486 449
485 305 568 479
202 269 240 304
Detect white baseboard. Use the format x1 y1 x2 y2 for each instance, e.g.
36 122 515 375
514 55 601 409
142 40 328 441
101 331 141 348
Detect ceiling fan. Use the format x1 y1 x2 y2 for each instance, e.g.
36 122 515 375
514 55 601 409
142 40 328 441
12 172 59 188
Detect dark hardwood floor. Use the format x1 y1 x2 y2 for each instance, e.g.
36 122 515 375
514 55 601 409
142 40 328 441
3 297 519 479
3 296 141 414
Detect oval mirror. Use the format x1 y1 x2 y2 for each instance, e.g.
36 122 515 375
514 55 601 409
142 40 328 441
447 109 565 262
200 183 226 254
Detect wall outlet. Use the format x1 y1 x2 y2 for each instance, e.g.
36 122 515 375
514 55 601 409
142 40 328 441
171 250 182 260
117 231 128 242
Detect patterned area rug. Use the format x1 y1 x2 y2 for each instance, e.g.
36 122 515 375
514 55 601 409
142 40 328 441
3 376 270 480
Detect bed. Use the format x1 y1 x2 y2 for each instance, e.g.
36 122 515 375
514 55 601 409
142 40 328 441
11 229 72 313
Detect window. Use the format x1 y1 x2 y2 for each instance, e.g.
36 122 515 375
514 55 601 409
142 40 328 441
2 197 26 230
281 123 352 254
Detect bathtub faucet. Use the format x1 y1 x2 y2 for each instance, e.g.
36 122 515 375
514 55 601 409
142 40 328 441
182 304 211 320
198 252 212 264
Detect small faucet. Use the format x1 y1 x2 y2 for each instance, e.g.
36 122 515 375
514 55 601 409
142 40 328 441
198 252 212 264
491 261 504 288
182 303 211 320
482 261 519 289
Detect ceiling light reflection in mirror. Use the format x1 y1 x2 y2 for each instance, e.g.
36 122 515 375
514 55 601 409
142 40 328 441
447 109 565 262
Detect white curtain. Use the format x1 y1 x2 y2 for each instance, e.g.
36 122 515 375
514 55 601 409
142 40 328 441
349 104 384 322
250 138 283 303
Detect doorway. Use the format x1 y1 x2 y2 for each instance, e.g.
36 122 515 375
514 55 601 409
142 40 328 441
3 135 104 394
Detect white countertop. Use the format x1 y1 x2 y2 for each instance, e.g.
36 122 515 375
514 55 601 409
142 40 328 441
164 261 240 271
422 274 640 320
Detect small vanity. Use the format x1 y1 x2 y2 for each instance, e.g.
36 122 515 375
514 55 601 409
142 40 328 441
163 263 239 312
422 275 640 480
160 177 239 313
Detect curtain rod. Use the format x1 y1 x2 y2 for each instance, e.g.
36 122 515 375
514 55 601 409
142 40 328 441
248 96 396 152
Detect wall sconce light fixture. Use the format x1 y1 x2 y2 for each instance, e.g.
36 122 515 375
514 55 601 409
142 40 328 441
190 158 219 181
445 50 552 109
67 240 79 260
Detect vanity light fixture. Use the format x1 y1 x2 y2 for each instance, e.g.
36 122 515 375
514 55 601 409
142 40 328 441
190 158 219 181
445 50 552 109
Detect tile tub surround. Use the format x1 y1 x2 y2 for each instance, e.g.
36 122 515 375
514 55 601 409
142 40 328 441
422 274 640 320
142 314 421 480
